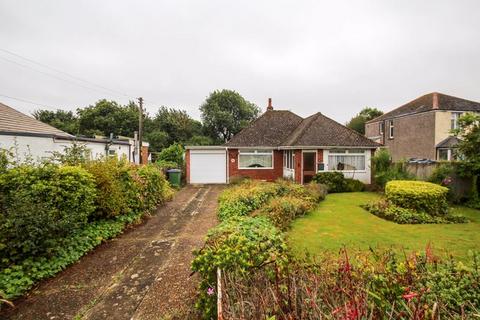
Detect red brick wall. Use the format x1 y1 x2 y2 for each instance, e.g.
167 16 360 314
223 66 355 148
185 149 190 183
294 150 302 183
228 149 283 181
317 149 323 163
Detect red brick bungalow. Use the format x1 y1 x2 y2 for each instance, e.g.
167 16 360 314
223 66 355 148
186 100 379 184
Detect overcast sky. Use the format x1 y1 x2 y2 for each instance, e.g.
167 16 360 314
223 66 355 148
1 0 479 123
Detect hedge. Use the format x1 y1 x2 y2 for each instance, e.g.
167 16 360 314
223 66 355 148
385 180 449 216
0 165 97 264
312 172 364 193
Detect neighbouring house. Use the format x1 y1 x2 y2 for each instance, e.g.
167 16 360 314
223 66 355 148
186 99 379 184
0 102 149 163
365 92 480 162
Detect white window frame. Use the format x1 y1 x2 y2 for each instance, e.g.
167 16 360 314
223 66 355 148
327 149 367 173
389 120 394 139
379 122 384 135
238 149 274 169
451 112 463 130
283 150 294 170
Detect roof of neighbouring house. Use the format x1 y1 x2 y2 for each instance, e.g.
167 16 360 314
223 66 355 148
225 108 379 148
436 136 461 148
0 102 73 137
367 92 480 123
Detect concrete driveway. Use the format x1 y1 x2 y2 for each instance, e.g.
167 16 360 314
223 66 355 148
1 185 224 320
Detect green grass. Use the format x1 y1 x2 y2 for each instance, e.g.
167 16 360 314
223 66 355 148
288 192 480 259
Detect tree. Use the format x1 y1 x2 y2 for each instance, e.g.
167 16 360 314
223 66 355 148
77 100 140 137
453 113 480 206
200 89 260 142
346 107 384 134
147 107 203 148
144 130 170 152
32 109 79 134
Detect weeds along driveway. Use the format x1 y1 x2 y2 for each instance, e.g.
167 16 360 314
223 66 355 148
1 185 224 320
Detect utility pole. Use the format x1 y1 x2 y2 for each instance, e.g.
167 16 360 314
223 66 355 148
138 97 144 164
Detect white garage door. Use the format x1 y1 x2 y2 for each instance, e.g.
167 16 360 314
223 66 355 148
190 150 227 184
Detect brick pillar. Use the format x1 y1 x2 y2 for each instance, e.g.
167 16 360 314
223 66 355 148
294 150 302 183
185 149 190 183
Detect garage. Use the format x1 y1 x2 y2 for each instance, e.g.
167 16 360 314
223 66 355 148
187 147 227 184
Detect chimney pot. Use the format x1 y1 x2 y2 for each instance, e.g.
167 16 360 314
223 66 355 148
432 92 439 109
267 98 273 111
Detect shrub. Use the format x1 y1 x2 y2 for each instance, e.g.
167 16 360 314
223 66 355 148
217 181 281 221
385 180 449 215
312 172 363 193
312 172 347 193
137 164 173 212
83 158 132 218
157 143 184 167
254 196 313 230
0 165 97 264
192 216 286 319
345 178 365 192
372 149 415 188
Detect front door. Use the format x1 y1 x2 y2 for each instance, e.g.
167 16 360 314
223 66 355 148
302 151 316 184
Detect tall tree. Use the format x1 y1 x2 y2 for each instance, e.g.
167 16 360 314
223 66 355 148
32 109 79 134
346 107 384 134
200 89 260 142
77 99 140 137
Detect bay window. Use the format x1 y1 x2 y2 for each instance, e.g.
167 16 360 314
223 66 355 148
328 149 366 171
239 149 273 169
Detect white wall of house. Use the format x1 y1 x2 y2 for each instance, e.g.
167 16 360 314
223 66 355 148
0 134 130 163
323 149 372 184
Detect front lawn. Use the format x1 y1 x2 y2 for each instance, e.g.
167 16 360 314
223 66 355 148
288 192 480 259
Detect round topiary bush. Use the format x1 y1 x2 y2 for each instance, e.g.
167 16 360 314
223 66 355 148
385 180 449 215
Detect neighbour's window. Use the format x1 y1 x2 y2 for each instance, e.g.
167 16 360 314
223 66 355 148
379 122 384 135
283 150 294 169
451 112 463 130
328 149 366 171
438 149 449 161
239 149 273 169
389 120 394 139
108 149 116 157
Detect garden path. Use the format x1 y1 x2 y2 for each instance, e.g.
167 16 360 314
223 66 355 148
1 185 223 320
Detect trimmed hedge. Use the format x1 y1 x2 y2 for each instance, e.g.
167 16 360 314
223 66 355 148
385 180 449 215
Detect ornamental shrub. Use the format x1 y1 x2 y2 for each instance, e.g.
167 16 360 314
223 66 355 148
345 178 365 192
312 172 347 193
192 216 286 319
254 195 314 230
0 165 97 264
385 180 449 215
217 181 281 221
137 164 173 212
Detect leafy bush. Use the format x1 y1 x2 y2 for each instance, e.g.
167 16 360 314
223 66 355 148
345 178 365 192
312 172 364 193
372 149 415 188
385 180 449 216
155 160 178 171
0 165 97 264
157 143 184 167
217 181 281 221
312 172 347 193
192 216 286 319
254 196 313 230
137 164 173 212
363 200 468 224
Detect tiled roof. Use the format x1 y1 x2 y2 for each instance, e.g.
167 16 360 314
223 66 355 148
368 92 480 123
0 102 72 137
225 110 303 147
226 109 379 148
436 136 460 148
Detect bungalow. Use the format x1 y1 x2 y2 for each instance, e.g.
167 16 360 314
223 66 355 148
0 102 149 163
186 99 379 184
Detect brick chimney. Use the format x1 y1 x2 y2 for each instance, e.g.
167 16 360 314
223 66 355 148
432 92 439 109
267 98 273 111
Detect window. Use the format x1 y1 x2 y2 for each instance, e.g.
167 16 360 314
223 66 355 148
438 149 449 161
389 120 394 139
451 112 463 130
379 122 384 135
283 150 294 169
328 149 366 171
239 149 273 169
